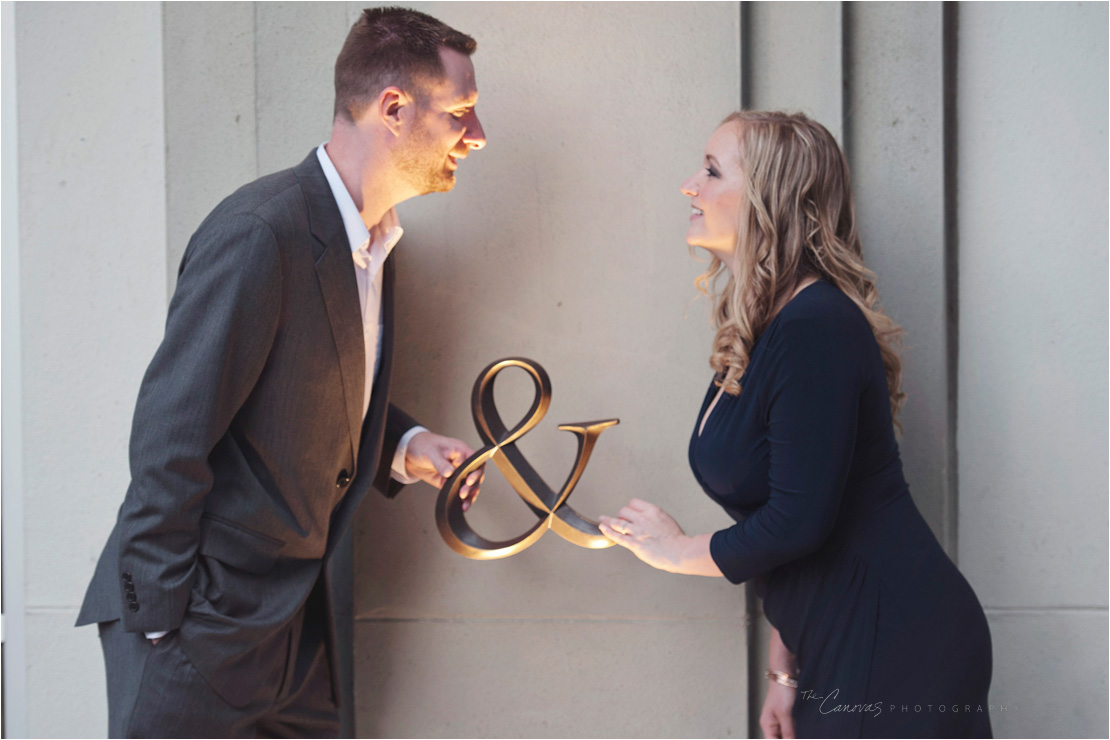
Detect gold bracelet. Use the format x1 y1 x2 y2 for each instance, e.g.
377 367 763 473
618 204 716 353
765 669 799 689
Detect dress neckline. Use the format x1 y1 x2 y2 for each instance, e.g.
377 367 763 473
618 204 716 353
695 278 826 439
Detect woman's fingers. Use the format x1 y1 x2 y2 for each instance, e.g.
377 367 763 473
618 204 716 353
779 713 796 739
618 506 646 524
760 710 787 739
599 515 633 536
598 518 635 547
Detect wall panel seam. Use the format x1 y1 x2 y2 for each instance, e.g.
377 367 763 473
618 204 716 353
942 0 960 564
2 1 29 735
839 0 849 155
354 616 749 625
252 2 260 179
161 1 174 299
738 1 750 109
983 607 1109 614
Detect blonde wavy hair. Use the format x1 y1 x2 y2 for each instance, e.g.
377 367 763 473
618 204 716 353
695 110 906 428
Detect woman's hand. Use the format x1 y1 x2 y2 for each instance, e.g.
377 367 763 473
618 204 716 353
599 498 687 571
598 498 717 577
760 681 797 739
762 626 798 738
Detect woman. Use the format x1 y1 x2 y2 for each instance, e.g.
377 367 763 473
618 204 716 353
599 111 992 738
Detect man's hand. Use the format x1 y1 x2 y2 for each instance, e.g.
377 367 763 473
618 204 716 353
405 431 484 510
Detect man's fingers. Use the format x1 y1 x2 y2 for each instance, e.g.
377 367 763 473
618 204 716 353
437 459 455 478
444 440 474 464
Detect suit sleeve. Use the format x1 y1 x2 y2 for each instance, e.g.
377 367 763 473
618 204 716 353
708 316 862 584
117 212 282 633
373 403 420 498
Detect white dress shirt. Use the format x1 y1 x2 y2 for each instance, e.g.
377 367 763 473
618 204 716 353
316 143 426 481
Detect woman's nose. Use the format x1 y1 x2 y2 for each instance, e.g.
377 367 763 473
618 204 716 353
680 175 698 197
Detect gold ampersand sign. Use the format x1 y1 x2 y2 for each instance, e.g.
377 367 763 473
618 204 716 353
435 357 619 560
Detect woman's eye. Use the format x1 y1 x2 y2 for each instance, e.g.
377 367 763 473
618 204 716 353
706 167 719 178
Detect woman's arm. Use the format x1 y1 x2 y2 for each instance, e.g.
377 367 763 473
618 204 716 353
602 314 863 582
598 499 724 576
761 626 799 739
769 625 797 674
704 315 863 584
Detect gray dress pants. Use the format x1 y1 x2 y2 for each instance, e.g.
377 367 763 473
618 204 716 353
97 605 339 738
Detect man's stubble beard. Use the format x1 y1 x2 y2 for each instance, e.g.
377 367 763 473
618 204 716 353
396 113 456 195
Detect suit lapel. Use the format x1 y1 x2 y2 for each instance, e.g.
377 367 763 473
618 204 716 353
295 151 365 464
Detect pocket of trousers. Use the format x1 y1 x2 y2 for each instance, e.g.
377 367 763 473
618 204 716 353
123 632 237 738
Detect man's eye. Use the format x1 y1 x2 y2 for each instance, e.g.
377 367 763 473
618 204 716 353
452 110 470 120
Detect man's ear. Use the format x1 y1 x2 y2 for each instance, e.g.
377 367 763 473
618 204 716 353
377 86 409 138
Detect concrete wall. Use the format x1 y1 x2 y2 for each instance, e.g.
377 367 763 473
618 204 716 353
957 3 1109 737
4 2 1106 738
6 3 168 737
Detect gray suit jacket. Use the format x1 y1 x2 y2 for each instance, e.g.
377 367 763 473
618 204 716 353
77 150 415 709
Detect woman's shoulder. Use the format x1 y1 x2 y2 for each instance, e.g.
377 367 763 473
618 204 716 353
764 280 874 356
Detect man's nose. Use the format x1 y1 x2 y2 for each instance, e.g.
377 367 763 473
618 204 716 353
464 113 486 150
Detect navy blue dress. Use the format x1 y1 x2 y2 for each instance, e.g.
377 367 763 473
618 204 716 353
690 281 993 738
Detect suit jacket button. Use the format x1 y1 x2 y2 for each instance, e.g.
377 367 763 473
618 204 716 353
128 603 140 612
126 592 137 602
124 582 135 593
336 470 351 488
122 572 132 582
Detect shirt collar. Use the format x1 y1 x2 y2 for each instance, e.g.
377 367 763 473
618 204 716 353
316 143 403 259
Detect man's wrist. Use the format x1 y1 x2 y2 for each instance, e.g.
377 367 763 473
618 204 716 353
390 425 429 484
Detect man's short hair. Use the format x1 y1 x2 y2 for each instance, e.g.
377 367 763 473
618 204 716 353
333 6 477 122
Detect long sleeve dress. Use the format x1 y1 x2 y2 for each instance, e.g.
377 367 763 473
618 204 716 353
690 280 993 738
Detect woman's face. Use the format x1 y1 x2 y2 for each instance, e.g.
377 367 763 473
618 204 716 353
680 122 746 264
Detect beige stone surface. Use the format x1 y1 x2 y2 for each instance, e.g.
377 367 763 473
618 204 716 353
164 1 258 289
354 484 745 621
984 610 1108 738
27 611 108 738
354 618 748 738
957 1 1109 608
744 1 843 142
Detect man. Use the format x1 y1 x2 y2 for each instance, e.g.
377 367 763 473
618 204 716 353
76 7 486 736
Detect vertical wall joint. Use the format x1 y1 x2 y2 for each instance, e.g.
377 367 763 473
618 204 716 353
942 1 960 563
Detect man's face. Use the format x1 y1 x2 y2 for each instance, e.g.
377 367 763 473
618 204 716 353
396 47 486 194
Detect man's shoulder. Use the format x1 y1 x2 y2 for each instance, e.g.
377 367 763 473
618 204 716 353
200 151 324 235
211 166 304 224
